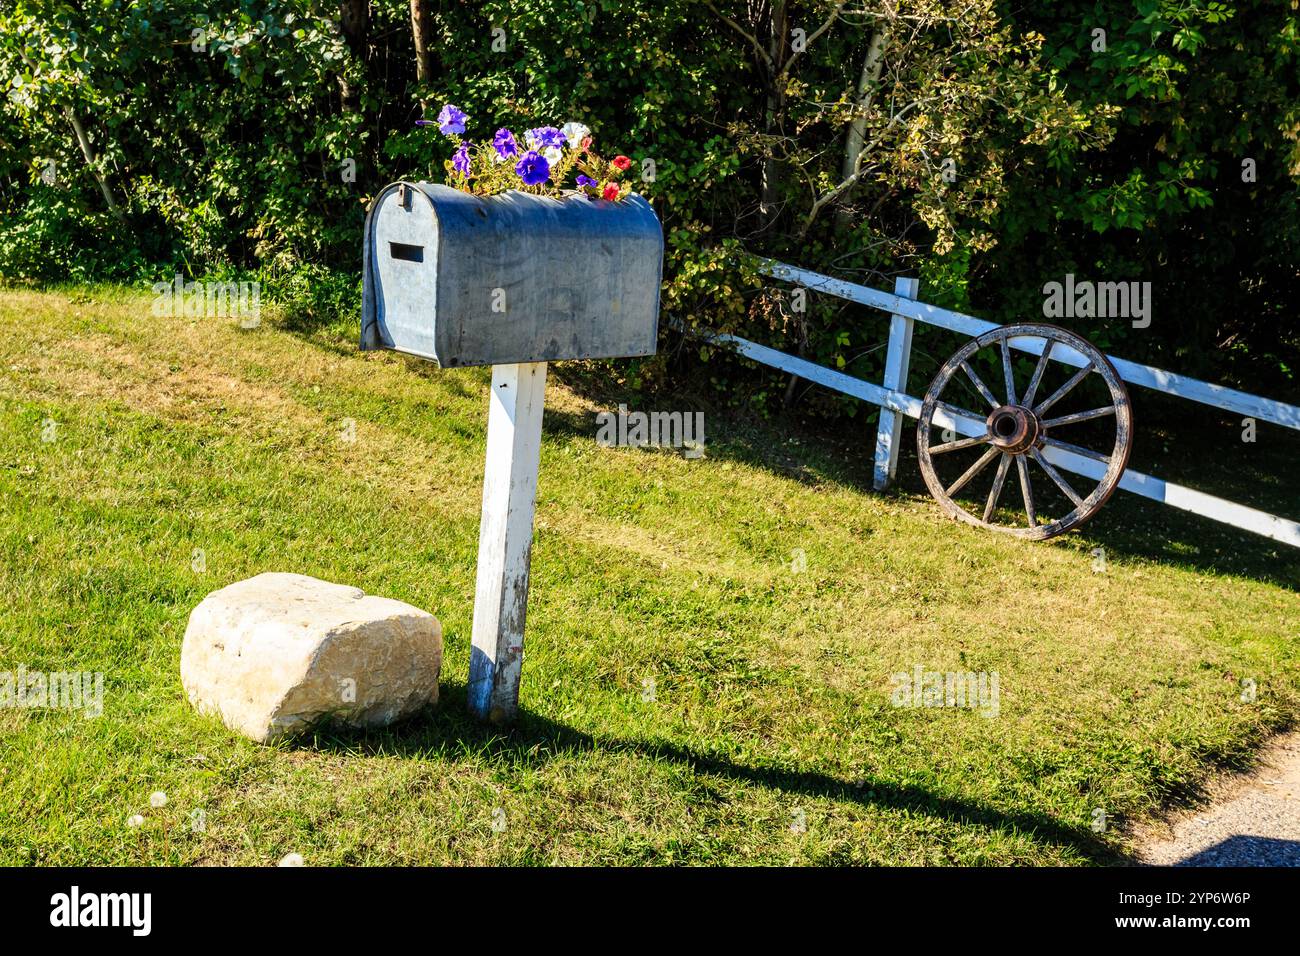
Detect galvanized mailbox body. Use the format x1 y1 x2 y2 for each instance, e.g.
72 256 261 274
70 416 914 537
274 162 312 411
361 182 663 367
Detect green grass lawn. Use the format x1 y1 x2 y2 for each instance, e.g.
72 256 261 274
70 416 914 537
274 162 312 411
1 285 1297 865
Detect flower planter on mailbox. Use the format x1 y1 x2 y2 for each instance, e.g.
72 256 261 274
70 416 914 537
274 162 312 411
361 181 663 367
360 181 664 725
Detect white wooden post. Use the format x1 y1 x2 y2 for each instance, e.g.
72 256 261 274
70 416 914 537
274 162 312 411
468 361 547 723
873 276 919 490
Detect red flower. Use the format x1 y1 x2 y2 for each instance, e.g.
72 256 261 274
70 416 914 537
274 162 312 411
602 183 620 201
612 155 632 171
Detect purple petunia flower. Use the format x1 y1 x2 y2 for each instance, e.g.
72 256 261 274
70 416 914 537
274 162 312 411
576 175 597 188
436 104 468 136
514 150 551 186
452 142 471 177
492 128 519 160
525 126 566 150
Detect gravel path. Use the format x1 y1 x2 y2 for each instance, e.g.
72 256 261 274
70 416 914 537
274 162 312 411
1135 731 1300 866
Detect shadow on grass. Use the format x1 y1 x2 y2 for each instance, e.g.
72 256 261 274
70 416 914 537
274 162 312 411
299 681 1129 865
277 313 1299 588
538 391 1300 595
668 387 1300 591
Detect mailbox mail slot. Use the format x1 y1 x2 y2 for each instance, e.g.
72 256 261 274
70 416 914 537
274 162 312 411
361 181 664 367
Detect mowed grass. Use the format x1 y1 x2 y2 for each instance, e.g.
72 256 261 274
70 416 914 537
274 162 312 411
0 285 1297 866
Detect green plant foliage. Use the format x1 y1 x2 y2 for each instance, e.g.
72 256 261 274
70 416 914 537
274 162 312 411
1 0 1295 409
979 0 1300 396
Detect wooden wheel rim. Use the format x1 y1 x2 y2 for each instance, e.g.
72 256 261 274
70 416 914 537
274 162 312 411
916 323 1133 540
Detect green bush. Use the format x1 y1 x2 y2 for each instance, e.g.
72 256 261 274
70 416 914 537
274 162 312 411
0 190 148 284
1 0 1296 405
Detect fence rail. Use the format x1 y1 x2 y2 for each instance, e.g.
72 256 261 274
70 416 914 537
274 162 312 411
724 260 1300 549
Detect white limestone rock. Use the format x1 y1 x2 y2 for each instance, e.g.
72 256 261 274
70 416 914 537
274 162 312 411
180 573 441 743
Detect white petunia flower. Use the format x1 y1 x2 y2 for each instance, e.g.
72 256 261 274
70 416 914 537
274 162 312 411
561 122 590 146
542 146 562 164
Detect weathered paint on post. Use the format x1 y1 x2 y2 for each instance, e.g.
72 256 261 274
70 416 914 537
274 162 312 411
873 276 918 490
468 361 548 723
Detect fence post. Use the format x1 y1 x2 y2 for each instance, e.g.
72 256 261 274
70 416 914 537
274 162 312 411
873 276 919 491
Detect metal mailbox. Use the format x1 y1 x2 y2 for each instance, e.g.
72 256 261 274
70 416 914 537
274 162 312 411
361 181 664 367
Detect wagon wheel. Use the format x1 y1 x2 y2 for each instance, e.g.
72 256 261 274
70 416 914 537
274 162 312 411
916 323 1132 540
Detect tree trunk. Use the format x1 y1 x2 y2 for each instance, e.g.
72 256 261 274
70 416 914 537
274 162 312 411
339 0 369 112
834 25 889 233
759 1 788 231
410 0 434 85
64 107 127 227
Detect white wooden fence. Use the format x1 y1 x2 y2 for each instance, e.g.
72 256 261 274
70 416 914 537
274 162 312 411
718 260 1300 548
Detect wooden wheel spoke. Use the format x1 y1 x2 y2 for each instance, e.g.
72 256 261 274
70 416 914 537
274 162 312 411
936 400 983 425
982 453 1012 523
960 361 1000 409
1042 406 1115 428
929 433 989 455
1015 454 1037 527
1020 340 1053 408
1034 363 1093 416
945 446 1000 497
1030 448 1084 508
999 336 1017 406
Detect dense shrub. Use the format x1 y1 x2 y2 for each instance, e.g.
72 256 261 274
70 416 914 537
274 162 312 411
1 0 1296 406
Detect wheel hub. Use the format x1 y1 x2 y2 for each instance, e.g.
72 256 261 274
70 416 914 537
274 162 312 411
986 404 1041 454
